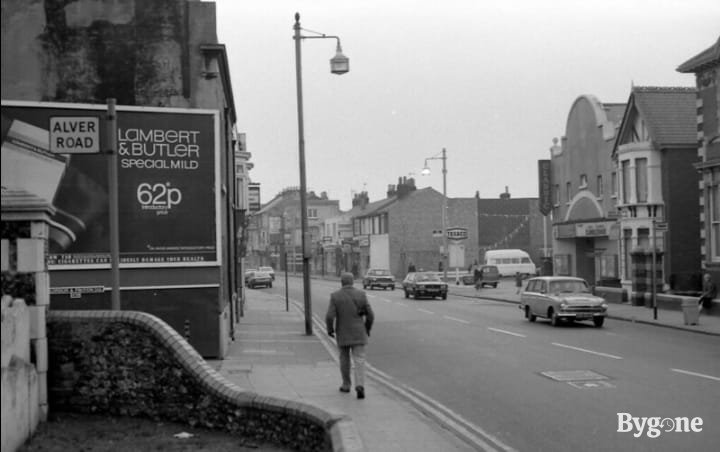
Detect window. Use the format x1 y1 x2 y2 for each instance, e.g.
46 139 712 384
711 170 720 260
623 229 632 279
638 228 650 250
554 184 560 206
554 254 571 276
566 182 572 203
600 254 618 278
597 175 604 196
636 158 648 203
308 208 318 219
621 160 631 203
580 174 588 188
611 171 618 197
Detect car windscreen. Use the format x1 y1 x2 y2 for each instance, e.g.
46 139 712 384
416 273 440 282
254 272 270 278
369 270 390 276
549 280 589 293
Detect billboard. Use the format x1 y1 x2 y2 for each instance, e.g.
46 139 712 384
1 101 220 268
537 159 552 216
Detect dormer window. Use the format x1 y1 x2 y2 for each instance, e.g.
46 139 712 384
580 174 588 188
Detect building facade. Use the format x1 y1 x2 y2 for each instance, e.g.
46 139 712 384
677 37 720 284
1 0 247 357
550 95 626 285
247 188 341 273
612 87 700 294
476 188 549 271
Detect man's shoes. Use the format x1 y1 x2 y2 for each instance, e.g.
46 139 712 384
356 386 365 399
339 386 350 393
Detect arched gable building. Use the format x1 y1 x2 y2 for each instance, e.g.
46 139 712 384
550 95 626 285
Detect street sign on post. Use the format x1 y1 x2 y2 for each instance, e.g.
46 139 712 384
655 222 668 231
49 117 100 153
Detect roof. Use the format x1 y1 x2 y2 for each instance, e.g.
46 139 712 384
617 86 697 148
350 195 399 218
677 36 720 73
1 185 56 217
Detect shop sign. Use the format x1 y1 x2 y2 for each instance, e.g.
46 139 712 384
446 227 468 241
575 221 614 237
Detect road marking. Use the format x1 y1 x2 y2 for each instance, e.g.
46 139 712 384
418 308 435 315
552 342 623 360
443 315 470 324
397 302 409 307
671 368 720 382
488 327 526 338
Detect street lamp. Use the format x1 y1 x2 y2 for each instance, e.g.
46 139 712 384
421 148 448 282
294 12 349 335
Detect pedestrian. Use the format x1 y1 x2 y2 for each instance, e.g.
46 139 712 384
326 272 374 399
408 261 416 273
474 265 483 290
698 273 716 313
515 272 523 294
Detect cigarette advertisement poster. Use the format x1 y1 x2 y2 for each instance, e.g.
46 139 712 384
1 101 220 268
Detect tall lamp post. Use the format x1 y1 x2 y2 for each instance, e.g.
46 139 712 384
294 12 349 335
421 148 448 282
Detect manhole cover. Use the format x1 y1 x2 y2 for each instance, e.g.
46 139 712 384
540 370 608 382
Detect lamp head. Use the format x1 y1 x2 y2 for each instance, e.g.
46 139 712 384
330 43 349 75
421 164 431 176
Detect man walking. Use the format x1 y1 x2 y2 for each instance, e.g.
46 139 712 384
326 272 374 399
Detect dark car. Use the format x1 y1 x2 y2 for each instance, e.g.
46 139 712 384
245 270 273 289
362 268 396 290
402 272 448 300
461 265 500 288
519 276 608 327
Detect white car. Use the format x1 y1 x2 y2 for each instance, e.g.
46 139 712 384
259 266 275 281
519 276 608 327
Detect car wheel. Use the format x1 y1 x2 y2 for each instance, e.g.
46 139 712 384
550 309 561 327
492 283 498 288
391 286 395 291
525 306 536 322
404 290 409 299
593 317 605 328
441 293 447 300
269 283 273 288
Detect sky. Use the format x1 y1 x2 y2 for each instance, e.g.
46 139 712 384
215 0 719 211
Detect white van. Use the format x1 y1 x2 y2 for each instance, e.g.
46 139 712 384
483 249 536 277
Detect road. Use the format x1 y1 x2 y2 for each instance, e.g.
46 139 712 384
259 276 720 452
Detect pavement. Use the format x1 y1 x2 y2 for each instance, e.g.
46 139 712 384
208 277 720 452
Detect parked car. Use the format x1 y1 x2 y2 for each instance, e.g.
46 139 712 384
245 270 273 289
363 268 396 290
519 276 608 327
461 265 500 288
259 266 275 280
402 272 448 300
243 269 257 286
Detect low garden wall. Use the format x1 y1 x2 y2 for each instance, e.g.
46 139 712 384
47 310 361 452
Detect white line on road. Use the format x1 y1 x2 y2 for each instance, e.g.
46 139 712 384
397 302 409 307
418 308 435 315
443 315 470 324
552 342 623 360
488 327 526 338
671 368 720 382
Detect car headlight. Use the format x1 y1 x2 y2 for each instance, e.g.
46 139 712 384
560 303 568 310
601 303 608 310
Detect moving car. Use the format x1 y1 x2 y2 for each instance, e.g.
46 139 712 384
402 272 448 300
519 276 607 327
362 268 396 290
461 265 500 288
245 270 273 289
259 266 275 281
